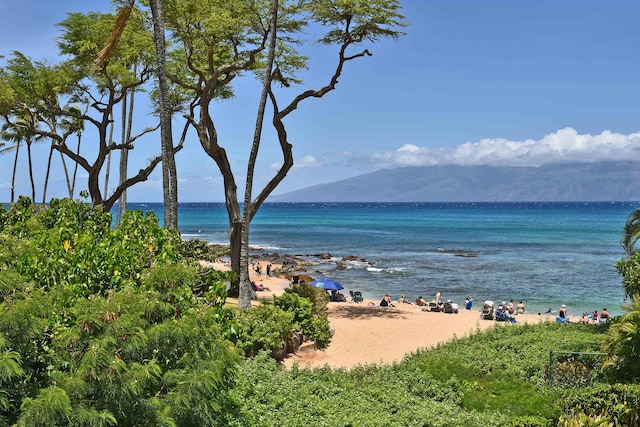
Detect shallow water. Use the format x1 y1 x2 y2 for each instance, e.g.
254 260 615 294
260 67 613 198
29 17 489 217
119 201 640 317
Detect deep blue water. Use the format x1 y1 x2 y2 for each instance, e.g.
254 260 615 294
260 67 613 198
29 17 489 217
121 201 640 317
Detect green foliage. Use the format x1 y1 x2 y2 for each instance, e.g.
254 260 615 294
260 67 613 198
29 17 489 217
616 251 640 300
0 199 240 426
179 238 228 262
224 321 615 427
601 300 640 381
559 383 640 427
1 198 182 297
282 282 332 348
236 304 295 359
284 281 329 318
0 196 40 237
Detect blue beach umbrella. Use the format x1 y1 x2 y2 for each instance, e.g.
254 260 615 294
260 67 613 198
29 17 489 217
310 278 344 291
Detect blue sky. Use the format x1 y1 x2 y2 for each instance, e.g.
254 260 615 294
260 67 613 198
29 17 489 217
1 0 639 202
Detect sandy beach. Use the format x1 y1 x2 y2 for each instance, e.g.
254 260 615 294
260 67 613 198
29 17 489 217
213 260 552 370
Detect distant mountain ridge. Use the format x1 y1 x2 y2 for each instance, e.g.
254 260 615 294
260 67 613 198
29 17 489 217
270 161 640 202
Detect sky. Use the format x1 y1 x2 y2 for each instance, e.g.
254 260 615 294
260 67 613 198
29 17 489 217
0 0 639 203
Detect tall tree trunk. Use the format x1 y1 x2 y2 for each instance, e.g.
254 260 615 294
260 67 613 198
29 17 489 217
238 0 279 309
70 132 81 198
59 150 73 198
26 140 36 202
117 87 129 226
103 112 115 198
42 143 55 204
10 141 20 203
150 0 178 229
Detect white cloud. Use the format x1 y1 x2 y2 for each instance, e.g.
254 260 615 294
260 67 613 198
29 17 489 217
292 155 322 168
371 128 640 168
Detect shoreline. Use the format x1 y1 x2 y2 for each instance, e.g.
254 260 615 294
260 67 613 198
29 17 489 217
207 259 587 370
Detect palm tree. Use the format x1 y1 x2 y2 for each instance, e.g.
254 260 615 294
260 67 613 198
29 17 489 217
57 106 85 199
622 208 640 256
0 139 17 201
95 0 179 229
0 116 42 203
601 299 640 381
149 0 178 229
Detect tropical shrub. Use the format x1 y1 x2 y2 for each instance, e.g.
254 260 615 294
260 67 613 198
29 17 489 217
1 198 182 297
601 300 640 382
0 198 242 426
616 251 640 300
235 304 295 359
283 282 332 348
559 383 640 427
0 196 40 237
179 238 228 262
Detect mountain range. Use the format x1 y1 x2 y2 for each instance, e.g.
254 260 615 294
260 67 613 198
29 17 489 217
270 161 640 202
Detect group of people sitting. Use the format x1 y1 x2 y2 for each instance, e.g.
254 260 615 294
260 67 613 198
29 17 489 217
577 308 609 325
329 290 347 302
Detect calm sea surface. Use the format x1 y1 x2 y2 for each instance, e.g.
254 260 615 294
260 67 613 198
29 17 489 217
122 201 640 317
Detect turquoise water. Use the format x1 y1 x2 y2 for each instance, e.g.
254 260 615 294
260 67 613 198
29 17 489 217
123 201 640 317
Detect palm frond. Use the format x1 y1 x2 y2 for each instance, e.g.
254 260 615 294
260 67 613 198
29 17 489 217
92 0 136 72
622 209 640 255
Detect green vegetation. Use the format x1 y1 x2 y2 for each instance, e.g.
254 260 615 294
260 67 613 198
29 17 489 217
1 198 639 426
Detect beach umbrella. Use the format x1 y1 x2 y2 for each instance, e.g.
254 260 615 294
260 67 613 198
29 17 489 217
310 278 344 291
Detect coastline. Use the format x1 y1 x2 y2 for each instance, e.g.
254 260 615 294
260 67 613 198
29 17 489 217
210 259 563 369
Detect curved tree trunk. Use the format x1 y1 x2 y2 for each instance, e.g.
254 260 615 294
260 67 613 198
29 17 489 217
42 143 55 204
10 141 20 203
238 0 279 310
26 141 36 202
150 0 179 229
59 151 73 198
70 132 81 198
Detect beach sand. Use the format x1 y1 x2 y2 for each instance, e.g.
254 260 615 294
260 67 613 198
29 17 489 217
210 260 553 370
283 301 549 369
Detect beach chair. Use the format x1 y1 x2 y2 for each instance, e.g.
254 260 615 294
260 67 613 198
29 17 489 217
349 291 364 303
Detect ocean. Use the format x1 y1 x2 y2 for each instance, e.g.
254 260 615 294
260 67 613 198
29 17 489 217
122 201 640 317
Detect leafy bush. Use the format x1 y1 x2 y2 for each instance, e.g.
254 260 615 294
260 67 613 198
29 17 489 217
283 282 331 348
601 299 640 382
179 238 228 262
560 383 640 427
2 198 182 297
235 304 295 359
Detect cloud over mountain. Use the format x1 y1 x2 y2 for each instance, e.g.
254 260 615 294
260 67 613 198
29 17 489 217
369 128 640 168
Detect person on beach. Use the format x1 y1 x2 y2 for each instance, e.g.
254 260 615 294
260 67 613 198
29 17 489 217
435 290 443 302
578 312 590 324
507 300 515 314
516 300 525 314
398 295 412 304
380 294 395 307
591 310 599 325
416 296 427 306
600 308 609 323
465 297 473 310
558 304 567 318
266 264 272 276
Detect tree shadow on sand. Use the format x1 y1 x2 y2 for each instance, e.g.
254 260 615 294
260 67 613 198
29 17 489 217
329 304 410 320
